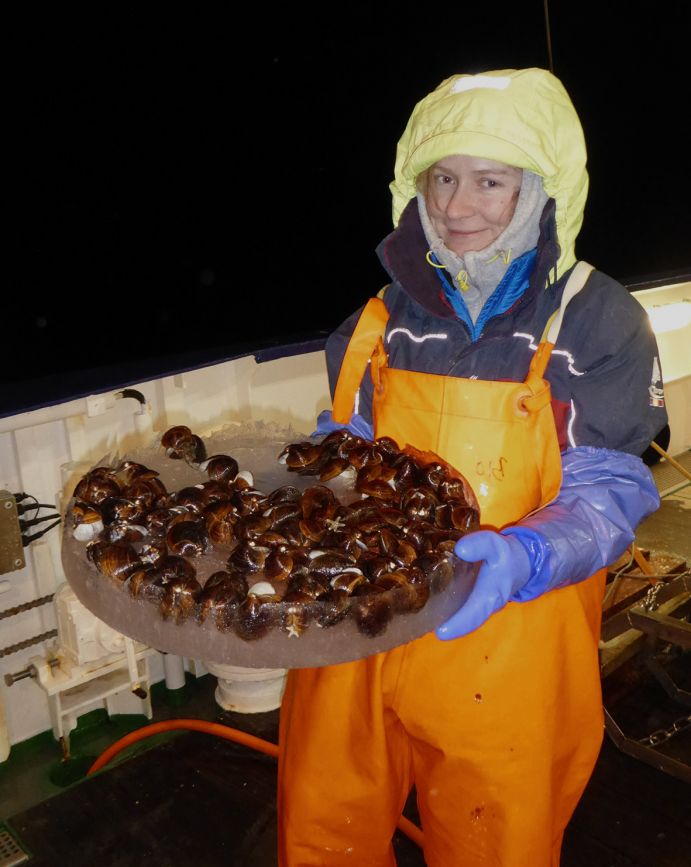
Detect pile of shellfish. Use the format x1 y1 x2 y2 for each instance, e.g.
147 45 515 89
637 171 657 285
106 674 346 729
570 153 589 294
69 425 479 640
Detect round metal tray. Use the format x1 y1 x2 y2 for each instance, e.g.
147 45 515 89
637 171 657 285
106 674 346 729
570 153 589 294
61 425 479 668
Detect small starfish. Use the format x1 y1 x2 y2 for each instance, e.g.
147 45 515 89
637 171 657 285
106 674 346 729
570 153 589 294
325 516 346 532
285 614 302 638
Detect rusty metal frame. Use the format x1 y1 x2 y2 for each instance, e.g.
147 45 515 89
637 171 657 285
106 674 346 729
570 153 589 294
601 572 691 783
603 708 691 784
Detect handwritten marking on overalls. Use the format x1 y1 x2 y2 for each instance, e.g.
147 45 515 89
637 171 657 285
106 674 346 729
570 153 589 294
475 457 508 480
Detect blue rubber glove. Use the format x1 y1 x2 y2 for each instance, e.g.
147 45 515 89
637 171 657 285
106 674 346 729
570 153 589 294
436 532 534 639
436 446 660 640
312 409 374 441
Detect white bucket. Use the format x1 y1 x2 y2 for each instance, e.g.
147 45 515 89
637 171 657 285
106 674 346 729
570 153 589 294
204 662 287 713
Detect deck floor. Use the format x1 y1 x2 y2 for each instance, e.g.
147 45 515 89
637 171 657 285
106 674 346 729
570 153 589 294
4 656 689 867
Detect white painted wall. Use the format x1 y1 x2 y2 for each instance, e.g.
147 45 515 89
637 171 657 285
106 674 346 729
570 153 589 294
632 280 691 455
0 348 331 749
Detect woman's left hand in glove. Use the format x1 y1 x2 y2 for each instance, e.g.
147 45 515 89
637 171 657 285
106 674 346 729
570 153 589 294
435 532 534 639
435 446 660 641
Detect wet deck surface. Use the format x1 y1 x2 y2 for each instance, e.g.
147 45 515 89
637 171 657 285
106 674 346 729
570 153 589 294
5 659 689 867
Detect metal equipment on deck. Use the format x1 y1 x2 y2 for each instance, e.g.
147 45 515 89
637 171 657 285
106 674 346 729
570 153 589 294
600 448 691 784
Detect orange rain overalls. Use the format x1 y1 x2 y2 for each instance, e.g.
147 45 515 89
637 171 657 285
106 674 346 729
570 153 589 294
278 269 606 867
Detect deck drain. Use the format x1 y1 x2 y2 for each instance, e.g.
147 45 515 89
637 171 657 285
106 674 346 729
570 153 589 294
0 828 29 866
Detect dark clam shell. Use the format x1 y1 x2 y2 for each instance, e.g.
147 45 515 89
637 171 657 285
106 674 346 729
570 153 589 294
234 515 272 541
173 486 210 514
157 555 197 583
318 457 350 482
298 516 328 544
114 461 159 487
280 599 317 637
232 488 268 516
285 573 330 599
86 540 141 582
100 498 147 525
268 502 302 528
123 477 167 510
255 531 289 548
197 571 249 630
308 553 354 580
279 442 321 470
314 590 351 628
330 569 366 594
204 454 239 482
301 485 338 519
73 474 120 505
351 585 393 637
200 480 234 503
161 425 193 451
264 549 294 582
234 595 280 641
400 488 439 522
166 520 209 557
161 426 207 463
203 501 238 546
128 569 164 599
160 575 202 623
139 540 167 567
228 542 269 572
145 507 182 536
266 485 301 506
71 501 103 527
99 521 148 544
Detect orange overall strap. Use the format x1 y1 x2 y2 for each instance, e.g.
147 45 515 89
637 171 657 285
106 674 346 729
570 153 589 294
529 340 555 379
331 298 389 424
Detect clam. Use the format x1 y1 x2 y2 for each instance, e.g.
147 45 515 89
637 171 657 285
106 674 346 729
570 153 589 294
202 454 239 482
264 548 294 582
86 540 141 582
228 542 269 572
234 592 280 642
161 426 207 463
351 584 392 637
160 575 202 623
197 570 248 629
166 519 209 557
203 501 238 545
123 476 168 510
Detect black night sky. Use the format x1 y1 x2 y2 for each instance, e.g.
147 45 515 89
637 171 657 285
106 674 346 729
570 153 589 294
5 4 690 411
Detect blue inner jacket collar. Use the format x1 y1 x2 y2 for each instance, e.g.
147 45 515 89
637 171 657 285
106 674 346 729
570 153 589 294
433 248 537 341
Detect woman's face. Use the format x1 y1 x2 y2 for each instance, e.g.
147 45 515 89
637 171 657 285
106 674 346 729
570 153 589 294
424 155 522 255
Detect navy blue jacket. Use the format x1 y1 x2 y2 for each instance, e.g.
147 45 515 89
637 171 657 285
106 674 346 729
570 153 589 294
326 199 668 457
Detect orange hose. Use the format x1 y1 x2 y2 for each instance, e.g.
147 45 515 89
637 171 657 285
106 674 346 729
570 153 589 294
87 718 279 773
396 814 425 849
87 718 424 848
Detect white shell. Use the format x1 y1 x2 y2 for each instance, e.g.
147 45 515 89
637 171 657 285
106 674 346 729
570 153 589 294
236 469 254 486
73 521 104 542
249 581 276 596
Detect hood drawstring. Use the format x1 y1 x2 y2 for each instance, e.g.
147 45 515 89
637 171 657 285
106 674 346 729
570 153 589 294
486 249 513 266
456 269 470 291
425 251 471 291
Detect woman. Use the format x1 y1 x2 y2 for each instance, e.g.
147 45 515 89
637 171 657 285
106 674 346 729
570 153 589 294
278 68 666 866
